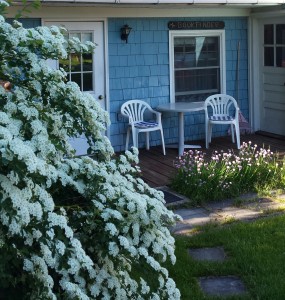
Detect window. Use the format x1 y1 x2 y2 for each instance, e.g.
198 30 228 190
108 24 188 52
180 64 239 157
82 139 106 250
264 24 285 68
169 30 225 102
6 18 41 28
59 31 94 91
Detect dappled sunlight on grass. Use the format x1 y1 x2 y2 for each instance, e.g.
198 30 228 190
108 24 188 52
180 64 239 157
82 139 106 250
167 214 285 299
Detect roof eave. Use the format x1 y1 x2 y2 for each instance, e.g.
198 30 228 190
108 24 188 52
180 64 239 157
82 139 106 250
37 0 285 4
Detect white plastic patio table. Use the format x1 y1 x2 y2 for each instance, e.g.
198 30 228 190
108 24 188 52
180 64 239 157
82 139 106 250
157 102 205 156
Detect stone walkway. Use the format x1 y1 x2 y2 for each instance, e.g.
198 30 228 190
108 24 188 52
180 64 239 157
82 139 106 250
169 192 285 235
162 189 285 298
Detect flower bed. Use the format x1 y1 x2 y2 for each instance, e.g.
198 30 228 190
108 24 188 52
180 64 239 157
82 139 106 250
171 142 285 204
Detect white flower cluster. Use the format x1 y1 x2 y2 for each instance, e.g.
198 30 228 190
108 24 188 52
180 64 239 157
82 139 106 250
0 13 180 300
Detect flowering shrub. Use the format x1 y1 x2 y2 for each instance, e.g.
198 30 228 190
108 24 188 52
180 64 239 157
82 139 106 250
172 142 285 204
0 7 180 299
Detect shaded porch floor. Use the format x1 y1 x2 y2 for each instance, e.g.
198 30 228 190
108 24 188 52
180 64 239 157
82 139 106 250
136 131 285 188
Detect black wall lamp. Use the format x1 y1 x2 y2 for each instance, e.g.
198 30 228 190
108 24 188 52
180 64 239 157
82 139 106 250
121 24 132 43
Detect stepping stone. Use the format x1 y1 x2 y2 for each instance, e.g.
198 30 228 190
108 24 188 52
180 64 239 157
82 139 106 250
174 208 211 225
188 247 226 262
198 276 247 297
172 208 211 234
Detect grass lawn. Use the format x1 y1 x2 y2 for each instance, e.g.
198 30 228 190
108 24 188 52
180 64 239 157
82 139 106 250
167 214 285 299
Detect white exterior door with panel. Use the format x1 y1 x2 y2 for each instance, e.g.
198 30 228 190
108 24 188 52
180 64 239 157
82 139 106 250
260 19 285 135
44 21 106 155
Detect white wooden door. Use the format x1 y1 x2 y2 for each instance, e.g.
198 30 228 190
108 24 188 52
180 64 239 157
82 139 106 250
260 20 285 135
44 21 106 155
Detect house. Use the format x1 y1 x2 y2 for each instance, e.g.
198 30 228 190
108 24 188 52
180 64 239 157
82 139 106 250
7 0 285 154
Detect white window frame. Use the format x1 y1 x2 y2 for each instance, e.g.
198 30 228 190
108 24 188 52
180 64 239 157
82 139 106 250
169 29 226 103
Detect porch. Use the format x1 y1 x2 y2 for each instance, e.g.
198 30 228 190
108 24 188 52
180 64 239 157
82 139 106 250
136 131 285 188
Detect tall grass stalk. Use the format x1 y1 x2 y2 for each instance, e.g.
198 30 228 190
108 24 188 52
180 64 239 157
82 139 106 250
171 142 285 204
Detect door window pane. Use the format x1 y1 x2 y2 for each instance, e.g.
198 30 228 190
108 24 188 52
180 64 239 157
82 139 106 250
71 73 81 90
82 32 93 44
70 32 81 41
264 47 274 66
264 24 274 44
276 47 285 67
70 53 81 72
83 73 93 91
276 24 285 44
59 57 69 72
83 53 93 71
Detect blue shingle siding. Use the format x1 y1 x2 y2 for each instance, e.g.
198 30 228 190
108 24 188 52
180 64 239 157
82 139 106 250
109 17 249 152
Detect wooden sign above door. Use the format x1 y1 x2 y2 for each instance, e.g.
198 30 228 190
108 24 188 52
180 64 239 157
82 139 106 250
168 21 225 30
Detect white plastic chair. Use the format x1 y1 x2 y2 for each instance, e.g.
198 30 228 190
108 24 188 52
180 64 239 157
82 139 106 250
121 100 166 155
204 94 240 149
